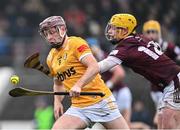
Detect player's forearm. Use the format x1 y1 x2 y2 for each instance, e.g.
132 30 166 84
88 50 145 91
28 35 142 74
98 56 122 73
76 55 121 88
53 81 65 103
75 63 100 88
54 92 64 104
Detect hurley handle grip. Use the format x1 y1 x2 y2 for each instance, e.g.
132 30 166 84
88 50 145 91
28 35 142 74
54 92 105 97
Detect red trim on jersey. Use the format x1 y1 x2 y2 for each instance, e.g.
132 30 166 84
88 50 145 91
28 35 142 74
77 45 89 53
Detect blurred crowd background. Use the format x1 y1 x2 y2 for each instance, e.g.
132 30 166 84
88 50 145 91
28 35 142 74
1 0 180 66
0 0 180 129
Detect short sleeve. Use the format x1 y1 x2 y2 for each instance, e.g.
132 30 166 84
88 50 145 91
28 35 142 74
73 37 92 61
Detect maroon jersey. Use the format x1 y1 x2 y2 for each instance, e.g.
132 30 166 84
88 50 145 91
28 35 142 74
152 41 180 91
109 34 180 91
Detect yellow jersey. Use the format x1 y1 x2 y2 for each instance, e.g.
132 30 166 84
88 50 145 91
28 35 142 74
47 36 112 107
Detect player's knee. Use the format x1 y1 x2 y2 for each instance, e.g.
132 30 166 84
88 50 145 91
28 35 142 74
161 108 176 128
162 120 174 129
162 116 173 128
103 117 129 129
162 108 174 117
52 121 60 130
51 120 67 130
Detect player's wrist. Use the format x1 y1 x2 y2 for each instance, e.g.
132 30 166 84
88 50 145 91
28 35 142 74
54 96 64 103
54 100 62 107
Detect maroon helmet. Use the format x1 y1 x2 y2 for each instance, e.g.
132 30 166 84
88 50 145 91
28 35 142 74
39 16 66 30
39 16 67 48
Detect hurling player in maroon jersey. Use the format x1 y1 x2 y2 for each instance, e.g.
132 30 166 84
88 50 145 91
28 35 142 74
143 20 180 127
87 39 132 126
73 14 180 129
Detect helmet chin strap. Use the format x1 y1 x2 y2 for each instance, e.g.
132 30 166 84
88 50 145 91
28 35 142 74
50 43 62 48
110 39 121 45
110 32 127 45
50 34 66 48
50 27 66 49
107 27 129 45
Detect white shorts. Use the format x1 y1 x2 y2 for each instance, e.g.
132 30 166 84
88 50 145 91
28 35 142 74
64 95 122 127
158 72 180 110
113 87 132 112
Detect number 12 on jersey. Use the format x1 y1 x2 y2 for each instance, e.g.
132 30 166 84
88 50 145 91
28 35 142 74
138 41 163 60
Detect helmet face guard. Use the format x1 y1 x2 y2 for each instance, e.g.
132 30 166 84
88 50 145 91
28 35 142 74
105 13 137 44
39 16 67 48
40 26 66 48
105 23 127 44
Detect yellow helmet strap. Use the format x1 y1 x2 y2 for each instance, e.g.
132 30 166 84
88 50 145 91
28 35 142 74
105 24 121 44
117 28 128 39
105 24 131 44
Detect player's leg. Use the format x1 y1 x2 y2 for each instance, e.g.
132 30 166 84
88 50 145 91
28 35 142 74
150 91 163 127
161 107 178 128
52 106 89 129
176 111 180 128
157 110 163 129
153 112 158 126
114 87 132 126
102 116 129 129
160 107 180 129
52 114 87 129
121 109 131 127
84 95 129 129
158 78 180 129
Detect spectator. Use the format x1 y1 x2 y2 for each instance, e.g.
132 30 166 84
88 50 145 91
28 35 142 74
34 97 54 130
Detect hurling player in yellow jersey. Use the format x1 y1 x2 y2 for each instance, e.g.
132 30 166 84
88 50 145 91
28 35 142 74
39 16 129 129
